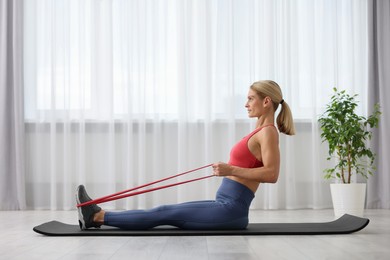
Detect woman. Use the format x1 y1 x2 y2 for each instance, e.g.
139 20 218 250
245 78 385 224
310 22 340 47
77 80 295 230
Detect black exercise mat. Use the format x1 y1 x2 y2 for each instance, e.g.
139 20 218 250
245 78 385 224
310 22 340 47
33 214 369 236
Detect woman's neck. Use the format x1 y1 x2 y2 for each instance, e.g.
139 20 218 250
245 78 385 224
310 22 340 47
256 115 274 128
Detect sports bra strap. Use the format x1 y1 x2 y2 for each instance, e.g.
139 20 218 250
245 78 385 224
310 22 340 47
247 124 276 139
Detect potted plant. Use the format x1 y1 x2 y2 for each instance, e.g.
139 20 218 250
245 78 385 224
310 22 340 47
318 88 381 217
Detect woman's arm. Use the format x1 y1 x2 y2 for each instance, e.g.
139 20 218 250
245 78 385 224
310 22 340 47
213 127 280 183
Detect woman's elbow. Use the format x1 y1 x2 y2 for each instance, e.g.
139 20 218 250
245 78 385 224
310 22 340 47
268 171 279 183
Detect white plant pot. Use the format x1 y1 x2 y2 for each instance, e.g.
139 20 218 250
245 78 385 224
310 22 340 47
330 183 366 217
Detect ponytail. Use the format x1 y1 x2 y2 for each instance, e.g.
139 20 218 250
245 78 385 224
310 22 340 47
277 101 295 135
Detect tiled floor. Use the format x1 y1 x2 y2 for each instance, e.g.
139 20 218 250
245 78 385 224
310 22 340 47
1 209 389 259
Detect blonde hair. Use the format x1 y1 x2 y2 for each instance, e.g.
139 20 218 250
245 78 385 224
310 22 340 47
250 80 295 135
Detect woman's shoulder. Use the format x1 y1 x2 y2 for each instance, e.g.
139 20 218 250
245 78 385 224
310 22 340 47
253 125 279 142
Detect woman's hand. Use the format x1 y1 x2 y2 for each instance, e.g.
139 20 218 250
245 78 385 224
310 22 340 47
212 162 233 176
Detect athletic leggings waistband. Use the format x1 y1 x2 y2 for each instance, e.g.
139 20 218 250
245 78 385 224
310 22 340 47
216 177 255 207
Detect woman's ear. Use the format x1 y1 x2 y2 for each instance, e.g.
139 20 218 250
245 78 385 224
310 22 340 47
263 96 272 107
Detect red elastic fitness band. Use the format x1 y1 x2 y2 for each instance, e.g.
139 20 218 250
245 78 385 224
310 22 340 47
76 164 214 207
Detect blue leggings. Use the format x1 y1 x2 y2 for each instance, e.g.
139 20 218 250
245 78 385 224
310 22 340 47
104 178 254 230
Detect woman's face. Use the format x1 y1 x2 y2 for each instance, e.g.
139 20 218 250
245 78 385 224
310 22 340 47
245 89 263 118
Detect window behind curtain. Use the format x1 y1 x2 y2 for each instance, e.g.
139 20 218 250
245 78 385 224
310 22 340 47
23 0 368 121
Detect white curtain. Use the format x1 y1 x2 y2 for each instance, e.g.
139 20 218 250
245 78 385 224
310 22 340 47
0 0 25 210
23 0 369 210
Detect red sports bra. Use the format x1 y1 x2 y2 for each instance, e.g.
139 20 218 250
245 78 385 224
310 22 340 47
228 124 276 168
